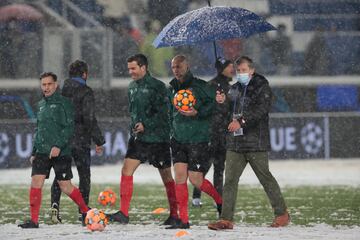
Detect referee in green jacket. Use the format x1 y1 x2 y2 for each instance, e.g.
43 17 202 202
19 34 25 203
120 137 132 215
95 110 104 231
110 54 178 226
166 55 223 229
18 72 90 228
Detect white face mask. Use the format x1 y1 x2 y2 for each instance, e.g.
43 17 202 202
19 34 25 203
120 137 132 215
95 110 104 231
236 73 250 85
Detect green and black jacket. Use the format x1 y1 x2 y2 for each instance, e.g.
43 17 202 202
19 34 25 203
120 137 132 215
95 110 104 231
32 91 74 156
128 72 170 143
169 71 215 143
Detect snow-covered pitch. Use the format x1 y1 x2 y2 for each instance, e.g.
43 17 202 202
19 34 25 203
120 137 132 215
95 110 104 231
0 159 359 239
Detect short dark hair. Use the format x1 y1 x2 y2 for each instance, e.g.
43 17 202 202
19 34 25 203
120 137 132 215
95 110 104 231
69 60 88 77
40 72 57 81
235 56 255 69
127 54 148 69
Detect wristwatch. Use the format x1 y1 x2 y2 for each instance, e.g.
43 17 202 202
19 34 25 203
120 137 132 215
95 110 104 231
239 117 246 125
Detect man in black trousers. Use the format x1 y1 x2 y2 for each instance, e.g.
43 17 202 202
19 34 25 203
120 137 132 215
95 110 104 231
50 60 105 223
192 57 233 207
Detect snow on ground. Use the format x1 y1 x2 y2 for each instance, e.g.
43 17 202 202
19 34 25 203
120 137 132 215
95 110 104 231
1 159 359 186
0 159 359 239
0 223 359 240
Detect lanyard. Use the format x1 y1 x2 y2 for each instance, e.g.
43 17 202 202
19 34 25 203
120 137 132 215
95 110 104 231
232 85 248 116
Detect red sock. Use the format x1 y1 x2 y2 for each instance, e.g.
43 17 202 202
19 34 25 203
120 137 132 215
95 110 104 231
69 187 89 213
165 180 178 218
120 175 133 216
30 187 42 224
175 183 188 223
200 179 222 204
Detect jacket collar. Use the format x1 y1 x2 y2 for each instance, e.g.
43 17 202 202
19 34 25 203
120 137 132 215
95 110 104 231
44 90 61 102
71 77 86 85
170 71 194 90
216 73 232 84
135 72 151 84
233 73 261 90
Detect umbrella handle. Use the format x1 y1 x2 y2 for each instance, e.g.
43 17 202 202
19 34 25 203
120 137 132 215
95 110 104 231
213 42 218 59
207 0 218 60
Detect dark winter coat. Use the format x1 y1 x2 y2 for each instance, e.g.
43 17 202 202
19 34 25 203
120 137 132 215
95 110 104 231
62 78 105 150
226 73 272 152
169 71 215 143
32 91 74 156
208 74 231 147
128 72 170 143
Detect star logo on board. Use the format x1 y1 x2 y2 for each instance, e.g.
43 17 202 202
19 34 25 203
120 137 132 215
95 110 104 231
0 133 10 164
301 122 323 154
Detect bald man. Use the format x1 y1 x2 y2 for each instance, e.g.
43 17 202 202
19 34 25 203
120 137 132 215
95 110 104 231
166 55 223 229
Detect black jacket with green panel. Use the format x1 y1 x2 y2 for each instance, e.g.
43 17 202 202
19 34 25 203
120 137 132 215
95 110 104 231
169 71 215 144
208 73 232 148
32 91 74 156
128 72 170 143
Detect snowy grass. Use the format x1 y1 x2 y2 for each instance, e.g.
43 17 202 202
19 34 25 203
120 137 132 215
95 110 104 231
1 160 360 239
1 184 359 227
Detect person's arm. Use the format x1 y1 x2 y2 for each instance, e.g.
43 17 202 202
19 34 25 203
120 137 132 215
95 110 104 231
239 83 272 129
31 124 37 156
91 116 105 146
30 115 38 163
31 102 39 156
92 118 105 155
213 82 230 114
167 86 175 137
81 89 105 150
128 85 141 129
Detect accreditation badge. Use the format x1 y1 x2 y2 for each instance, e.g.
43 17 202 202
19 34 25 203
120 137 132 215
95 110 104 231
233 128 243 136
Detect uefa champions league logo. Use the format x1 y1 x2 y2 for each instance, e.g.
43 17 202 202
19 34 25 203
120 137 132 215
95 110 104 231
0 133 10 163
300 122 323 154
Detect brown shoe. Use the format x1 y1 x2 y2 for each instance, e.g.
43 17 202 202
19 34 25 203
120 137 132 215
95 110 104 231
271 212 290 227
208 220 233 230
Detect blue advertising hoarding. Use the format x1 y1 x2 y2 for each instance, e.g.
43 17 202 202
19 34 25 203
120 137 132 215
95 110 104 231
0 113 359 168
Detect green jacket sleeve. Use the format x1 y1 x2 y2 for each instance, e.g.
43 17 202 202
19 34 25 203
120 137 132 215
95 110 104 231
128 84 141 126
167 86 175 137
31 103 39 156
31 124 37 156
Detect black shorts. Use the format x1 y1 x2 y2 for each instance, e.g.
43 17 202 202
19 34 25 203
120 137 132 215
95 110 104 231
171 139 211 172
125 137 171 169
31 154 73 181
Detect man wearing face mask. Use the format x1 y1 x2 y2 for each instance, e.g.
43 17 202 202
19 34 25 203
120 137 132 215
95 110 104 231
208 56 290 230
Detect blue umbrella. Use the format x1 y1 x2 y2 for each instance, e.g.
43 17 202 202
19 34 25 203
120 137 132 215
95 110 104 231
153 6 276 50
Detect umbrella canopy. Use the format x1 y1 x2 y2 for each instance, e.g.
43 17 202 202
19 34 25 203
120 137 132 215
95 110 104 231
153 6 276 48
0 4 44 22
